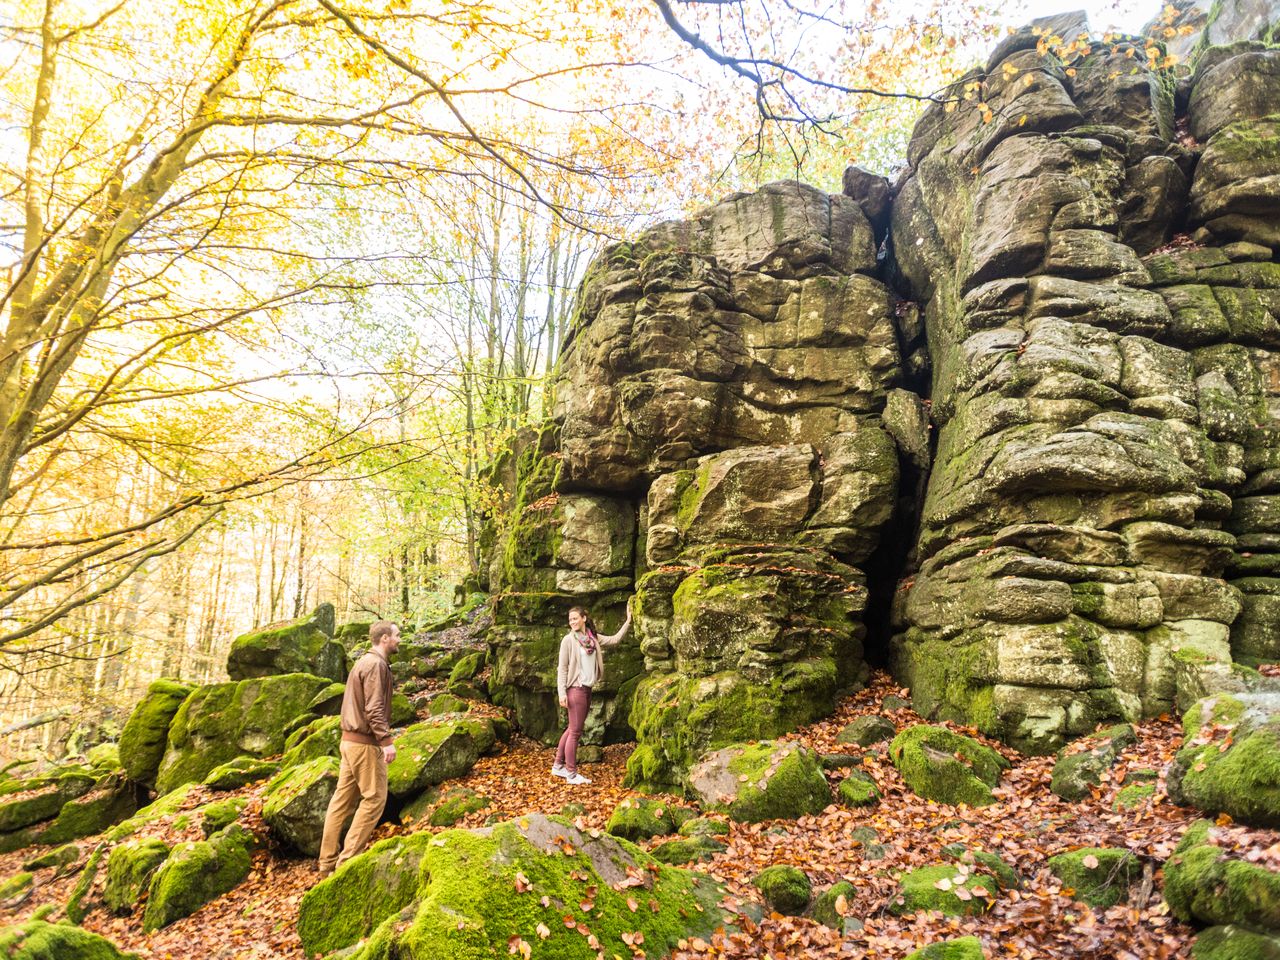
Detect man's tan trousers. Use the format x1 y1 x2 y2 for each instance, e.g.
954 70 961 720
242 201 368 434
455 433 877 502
318 740 387 873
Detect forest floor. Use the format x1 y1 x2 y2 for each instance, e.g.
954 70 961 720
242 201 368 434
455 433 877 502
0 671 1245 959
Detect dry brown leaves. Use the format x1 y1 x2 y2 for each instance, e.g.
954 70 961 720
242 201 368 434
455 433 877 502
5 670 1274 960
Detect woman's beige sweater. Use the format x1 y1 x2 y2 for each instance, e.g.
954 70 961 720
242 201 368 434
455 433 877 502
557 619 630 701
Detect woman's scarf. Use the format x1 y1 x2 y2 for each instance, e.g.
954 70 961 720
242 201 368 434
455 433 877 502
574 628 597 654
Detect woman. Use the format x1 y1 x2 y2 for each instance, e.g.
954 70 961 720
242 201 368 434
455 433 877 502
552 601 631 785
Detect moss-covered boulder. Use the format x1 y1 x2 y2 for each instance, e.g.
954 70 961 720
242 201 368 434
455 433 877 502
1169 693 1280 826
279 716 341 771
1114 782 1156 810
836 715 896 747
118 679 192 786
297 814 728 959
390 692 417 726
262 757 338 856
203 756 279 790
448 651 485 685
1192 925 1280 960
0 871 32 901
142 823 255 931
605 796 690 841
811 880 856 928
1047 847 1140 907
1050 724 1137 801
425 693 471 716
906 937 988 960
753 865 811 915
385 718 499 801
103 838 169 914
187 797 246 837
688 741 831 823
940 845 1021 891
425 787 490 827
154 672 334 794
0 770 95 833
297 832 433 952
678 817 730 838
1166 819 1280 929
837 770 880 807
24 843 79 872
0 773 138 853
650 834 727 865
889 864 997 916
889 725 1010 807
0 919 137 959
226 603 345 683
104 783 200 842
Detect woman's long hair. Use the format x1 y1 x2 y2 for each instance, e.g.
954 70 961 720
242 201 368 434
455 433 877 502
569 605 598 640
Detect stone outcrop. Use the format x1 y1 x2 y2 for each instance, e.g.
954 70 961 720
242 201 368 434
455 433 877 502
296 814 730 959
887 27 1280 753
475 17 1280 776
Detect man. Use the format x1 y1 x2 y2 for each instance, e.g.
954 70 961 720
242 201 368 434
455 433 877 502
317 619 400 878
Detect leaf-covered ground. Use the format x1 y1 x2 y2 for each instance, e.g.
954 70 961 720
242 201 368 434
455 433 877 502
0 671 1258 959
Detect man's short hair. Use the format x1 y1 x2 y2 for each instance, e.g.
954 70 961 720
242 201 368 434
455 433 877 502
370 620 398 645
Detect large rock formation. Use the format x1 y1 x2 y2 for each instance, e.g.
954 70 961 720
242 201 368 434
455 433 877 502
480 11 1280 780
888 27 1280 752
484 181 904 789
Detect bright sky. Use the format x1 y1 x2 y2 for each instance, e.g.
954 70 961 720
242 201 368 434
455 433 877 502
1003 0 1164 33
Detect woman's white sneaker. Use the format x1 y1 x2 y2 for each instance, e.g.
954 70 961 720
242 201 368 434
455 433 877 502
551 764 569 779
565 772 592 786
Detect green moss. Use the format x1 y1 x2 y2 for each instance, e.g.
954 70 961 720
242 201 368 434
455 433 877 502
605 797 682 841
699 742 831 823
1114 783 1156 810
1192 925 1280 960
428 788 490 827
1166 820 1280 929
119 679 192 786
905 936 988 960
23 843 79 872
625 666 839 793
1183 694 1247 740
142 823 255 931
226 604 345 683
0 771 95 832
650 835 727 865
1047 848 1140 907
836 716 896 747
1173 726 1280 827
203 756 279 790
1050 726 1134 802
156 673 334 794
890 864 996 916
678 817 729 838
0 871 32 900
889 725 1010 807
8 773 138 851
279 716 341 771
753 865 811 915
106 783 200 842
0 919 136 959
837 771 880 807
448 652 485 685
197 798 246 836
811 880 856 928
426 693 471 716
103 838 170 914
299 815 728 960
385 718 497 799
297 832 435 955
65 844 106 923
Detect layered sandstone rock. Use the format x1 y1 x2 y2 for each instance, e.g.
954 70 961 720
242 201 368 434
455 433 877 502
889 27 1280 752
